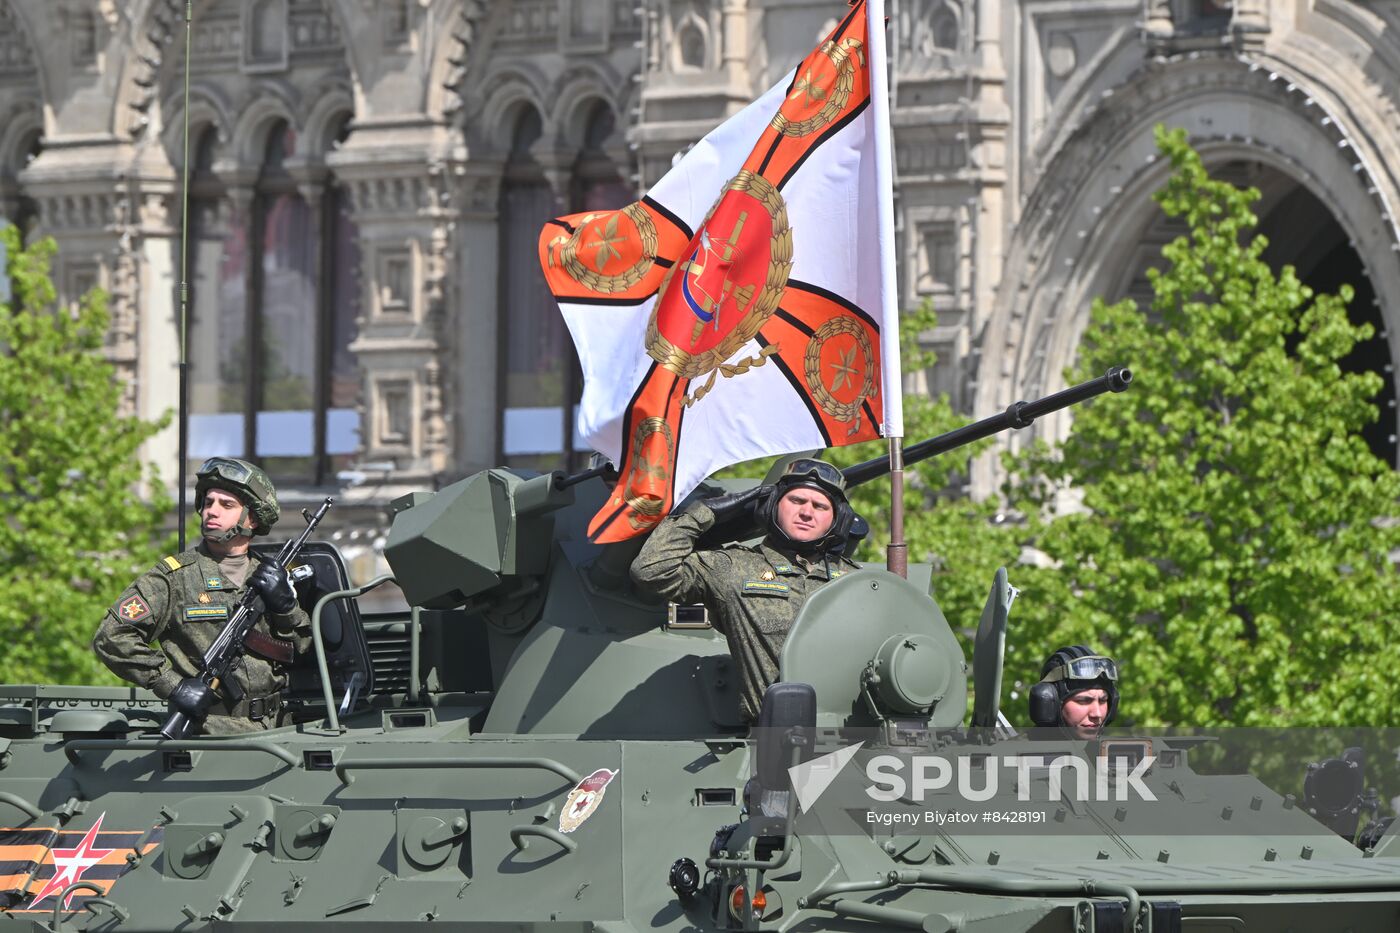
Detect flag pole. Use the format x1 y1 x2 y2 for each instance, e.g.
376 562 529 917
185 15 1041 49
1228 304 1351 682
867 0 906 577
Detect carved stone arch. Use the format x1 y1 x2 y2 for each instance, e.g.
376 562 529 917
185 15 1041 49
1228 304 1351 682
0 99 43 177
114 0 193 140
158 82 236 166
229 85 300 167
560 95 622 153
300 79 355 158
474 68 550 154
975 54 1400 487
0 1 50 132
425 0 490 122
1023 24 1140 173
553 64 622 151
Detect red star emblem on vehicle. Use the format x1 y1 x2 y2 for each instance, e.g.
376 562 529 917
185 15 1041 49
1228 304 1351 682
28 813 114 908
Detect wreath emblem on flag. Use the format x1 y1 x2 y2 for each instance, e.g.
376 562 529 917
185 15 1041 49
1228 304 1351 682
646 171 792 383
772 37 866 138
549 202 660 294
805 316 876 434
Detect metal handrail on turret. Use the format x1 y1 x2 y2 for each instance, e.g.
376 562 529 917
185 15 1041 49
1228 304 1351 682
311 575 419 731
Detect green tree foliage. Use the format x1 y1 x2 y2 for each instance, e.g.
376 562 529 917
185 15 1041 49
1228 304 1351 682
0 227 171 685
1015 126 1400 726
823 304 1025 636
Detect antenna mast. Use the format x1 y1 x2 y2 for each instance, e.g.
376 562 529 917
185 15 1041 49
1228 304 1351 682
176 1 194 550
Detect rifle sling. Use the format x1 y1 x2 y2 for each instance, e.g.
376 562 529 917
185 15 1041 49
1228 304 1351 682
243 629 295 665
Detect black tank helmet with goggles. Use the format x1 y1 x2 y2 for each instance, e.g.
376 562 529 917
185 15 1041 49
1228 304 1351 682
1029 644 1119 728
194 457 280 543
754 457 855 555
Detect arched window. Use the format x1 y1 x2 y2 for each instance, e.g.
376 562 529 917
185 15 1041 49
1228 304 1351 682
931 2 960 52
186 119 361 484
254 122 318 477
572 103 630 213
499 106 568 470
497 102 633 470
187 126 248 470
677 21 707 71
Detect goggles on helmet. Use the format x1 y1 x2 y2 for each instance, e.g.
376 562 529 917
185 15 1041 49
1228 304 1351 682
1041 656 1118 683
197 457 254 484
780 458 847 493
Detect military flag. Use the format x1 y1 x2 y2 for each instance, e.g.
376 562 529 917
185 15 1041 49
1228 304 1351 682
539 0 901 542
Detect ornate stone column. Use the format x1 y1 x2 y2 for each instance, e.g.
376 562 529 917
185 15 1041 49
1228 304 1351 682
329 124 460 493
720 0 748 95
19 144 179 471
450 158 505 476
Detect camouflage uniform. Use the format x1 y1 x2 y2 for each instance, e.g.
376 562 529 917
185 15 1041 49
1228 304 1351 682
631 501 859 722
93 543 311 735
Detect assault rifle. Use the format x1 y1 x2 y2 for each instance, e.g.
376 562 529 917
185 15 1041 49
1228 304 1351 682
159 497 334 739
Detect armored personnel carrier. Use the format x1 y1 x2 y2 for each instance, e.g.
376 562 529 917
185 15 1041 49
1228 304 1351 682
2 367 1398 932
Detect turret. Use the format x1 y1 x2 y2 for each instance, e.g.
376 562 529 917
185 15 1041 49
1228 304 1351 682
378 367 1133 738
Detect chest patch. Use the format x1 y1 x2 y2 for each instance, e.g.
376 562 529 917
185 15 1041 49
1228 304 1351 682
742 580 791 596
205 577 227 591
183 605 229 623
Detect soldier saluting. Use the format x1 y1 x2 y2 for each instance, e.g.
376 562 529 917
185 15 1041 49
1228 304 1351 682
93 458 310 734
631 458 860 723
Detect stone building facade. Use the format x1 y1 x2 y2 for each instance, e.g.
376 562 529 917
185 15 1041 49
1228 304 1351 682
0 0 1397 577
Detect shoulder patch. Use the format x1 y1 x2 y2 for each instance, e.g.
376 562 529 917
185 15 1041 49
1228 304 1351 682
116 594 151 622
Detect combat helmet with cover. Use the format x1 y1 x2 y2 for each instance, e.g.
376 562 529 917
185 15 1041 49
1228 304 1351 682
1028 644 1120 728
195 457 280 541
755 457 855 554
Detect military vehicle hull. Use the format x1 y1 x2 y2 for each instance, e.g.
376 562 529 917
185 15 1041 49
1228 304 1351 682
4 376 1397 931
2 688 1399 931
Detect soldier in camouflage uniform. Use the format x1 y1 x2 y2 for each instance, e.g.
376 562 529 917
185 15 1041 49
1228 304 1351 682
93 458 311 735
631 458 860 723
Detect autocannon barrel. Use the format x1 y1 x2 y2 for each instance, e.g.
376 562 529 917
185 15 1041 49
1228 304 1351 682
841 365 1133 488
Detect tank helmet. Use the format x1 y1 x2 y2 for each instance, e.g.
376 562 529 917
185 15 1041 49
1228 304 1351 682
1028 644 1119 729
194 457 279 540
756 458 855 554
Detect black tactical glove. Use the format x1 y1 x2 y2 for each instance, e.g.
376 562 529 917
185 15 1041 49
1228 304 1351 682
169 678 217 721
700 485 770 524
250 561 298 615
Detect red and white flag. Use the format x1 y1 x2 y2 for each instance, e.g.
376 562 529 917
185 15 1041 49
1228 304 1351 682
538 0 901 542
